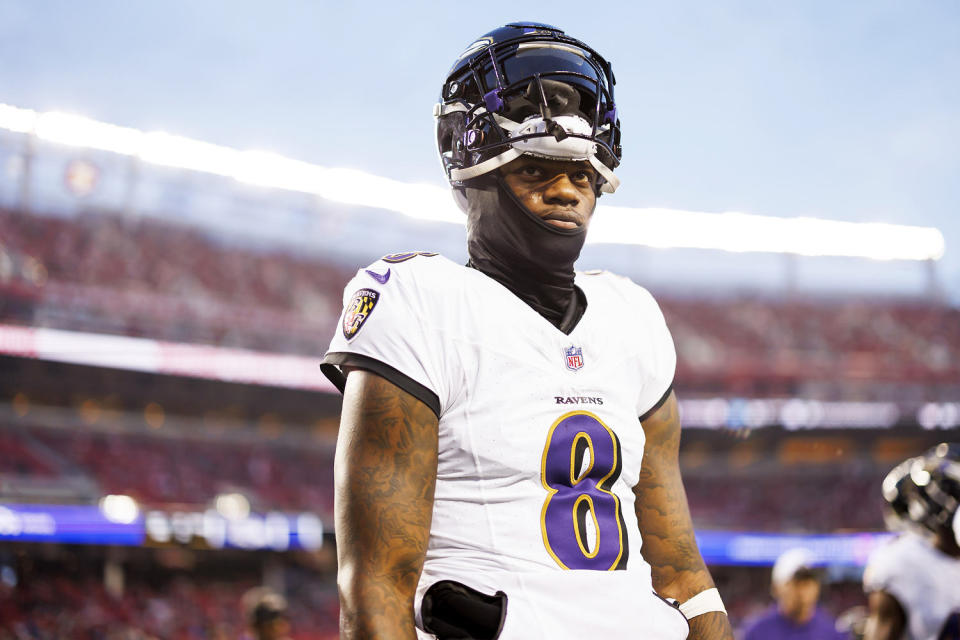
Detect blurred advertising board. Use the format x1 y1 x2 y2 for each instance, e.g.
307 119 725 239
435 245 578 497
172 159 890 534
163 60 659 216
696 530 894 567
0 502 323 551
0 503 143 545
2 501 891 566
143 508 323 551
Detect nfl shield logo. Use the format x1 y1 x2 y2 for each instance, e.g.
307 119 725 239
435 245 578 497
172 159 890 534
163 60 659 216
564 346 584 371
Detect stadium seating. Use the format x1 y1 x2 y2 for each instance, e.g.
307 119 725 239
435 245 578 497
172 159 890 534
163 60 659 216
684 472 882 532
666 296 960 396
0 430 56 477
0 208 349 354
2 208 957 397
0 556 339 640
6 423 335 517
0 416 897 532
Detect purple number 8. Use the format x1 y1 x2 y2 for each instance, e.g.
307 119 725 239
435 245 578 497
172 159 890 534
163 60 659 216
540 411 629 570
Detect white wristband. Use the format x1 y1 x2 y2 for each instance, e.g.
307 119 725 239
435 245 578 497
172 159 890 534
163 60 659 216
678 588 727 619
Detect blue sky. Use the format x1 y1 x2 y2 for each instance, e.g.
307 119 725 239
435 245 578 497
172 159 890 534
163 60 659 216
1 0 958 288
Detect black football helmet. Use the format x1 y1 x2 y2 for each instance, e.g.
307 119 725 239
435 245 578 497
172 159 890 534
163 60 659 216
435 22 622 194
909 443 960 541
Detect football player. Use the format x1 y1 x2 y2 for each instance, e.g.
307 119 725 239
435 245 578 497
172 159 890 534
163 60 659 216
863 444 960 640
740 548 848 640
242 587 293 640
321 23 732 640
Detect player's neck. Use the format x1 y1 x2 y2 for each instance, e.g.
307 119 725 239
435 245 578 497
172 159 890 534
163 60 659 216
934 531 960 558
463 179 588 331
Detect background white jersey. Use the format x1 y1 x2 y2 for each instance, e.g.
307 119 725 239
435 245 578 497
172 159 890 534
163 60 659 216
323 253 686 639
863 532 960 640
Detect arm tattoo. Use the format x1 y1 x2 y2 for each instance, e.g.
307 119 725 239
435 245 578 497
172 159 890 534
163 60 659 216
689 612 735 640
634 392 734 640
335 369 439 640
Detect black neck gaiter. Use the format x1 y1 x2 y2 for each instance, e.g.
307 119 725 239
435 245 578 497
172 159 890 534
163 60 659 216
459 176 590 331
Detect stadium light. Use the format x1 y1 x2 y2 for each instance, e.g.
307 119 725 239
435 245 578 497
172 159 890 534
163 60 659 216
589 208 946 261
214 493 251 520
917 402 960 429
35 111 143 156
99 494 140 525
0 103 36 133
140 131 237 177
0 102 945 260
296 513 325 550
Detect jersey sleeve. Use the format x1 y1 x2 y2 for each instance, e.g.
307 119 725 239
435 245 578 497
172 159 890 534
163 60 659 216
320 260 448 417
863 548 896 594
633 287 677 420
863 536 915 615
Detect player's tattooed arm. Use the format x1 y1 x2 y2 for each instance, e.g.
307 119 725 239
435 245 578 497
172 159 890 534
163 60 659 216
335 368 439 640
863 590 907 640
634 391 734 640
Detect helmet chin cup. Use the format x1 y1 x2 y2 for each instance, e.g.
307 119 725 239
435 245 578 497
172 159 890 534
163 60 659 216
511 115 596 160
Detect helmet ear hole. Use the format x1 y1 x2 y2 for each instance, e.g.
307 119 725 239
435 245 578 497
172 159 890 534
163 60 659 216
464 129 485 150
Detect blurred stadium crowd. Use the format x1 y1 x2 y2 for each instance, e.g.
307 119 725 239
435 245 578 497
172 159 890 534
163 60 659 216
1 196 957 636
0 547 339 640
0 208 348 355
2 206 957 395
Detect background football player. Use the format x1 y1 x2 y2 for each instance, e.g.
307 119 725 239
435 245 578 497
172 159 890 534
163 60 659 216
740 548 848 640
322 23 732 639
243 587 294 640
862 444 960 640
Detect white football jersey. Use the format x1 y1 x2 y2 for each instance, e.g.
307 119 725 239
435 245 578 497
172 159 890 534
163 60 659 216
863 532 960 640
323 253 686 639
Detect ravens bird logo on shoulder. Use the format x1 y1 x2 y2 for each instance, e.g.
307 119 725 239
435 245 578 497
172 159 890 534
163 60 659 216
342 288 380 340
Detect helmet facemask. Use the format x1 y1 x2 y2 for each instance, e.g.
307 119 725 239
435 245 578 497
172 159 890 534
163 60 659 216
882 457 922 533
896 444 960 541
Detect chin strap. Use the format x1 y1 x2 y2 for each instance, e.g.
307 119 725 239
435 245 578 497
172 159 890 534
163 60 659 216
449 148 524 183
588 154 619 193
678 588 727 620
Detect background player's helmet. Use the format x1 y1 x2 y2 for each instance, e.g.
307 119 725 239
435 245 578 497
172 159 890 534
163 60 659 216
907 443 960 540
881 456 922 532
435 22 621 194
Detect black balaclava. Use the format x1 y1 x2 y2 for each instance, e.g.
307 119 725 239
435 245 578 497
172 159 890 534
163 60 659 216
457 174 591 332
452 79 602 332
